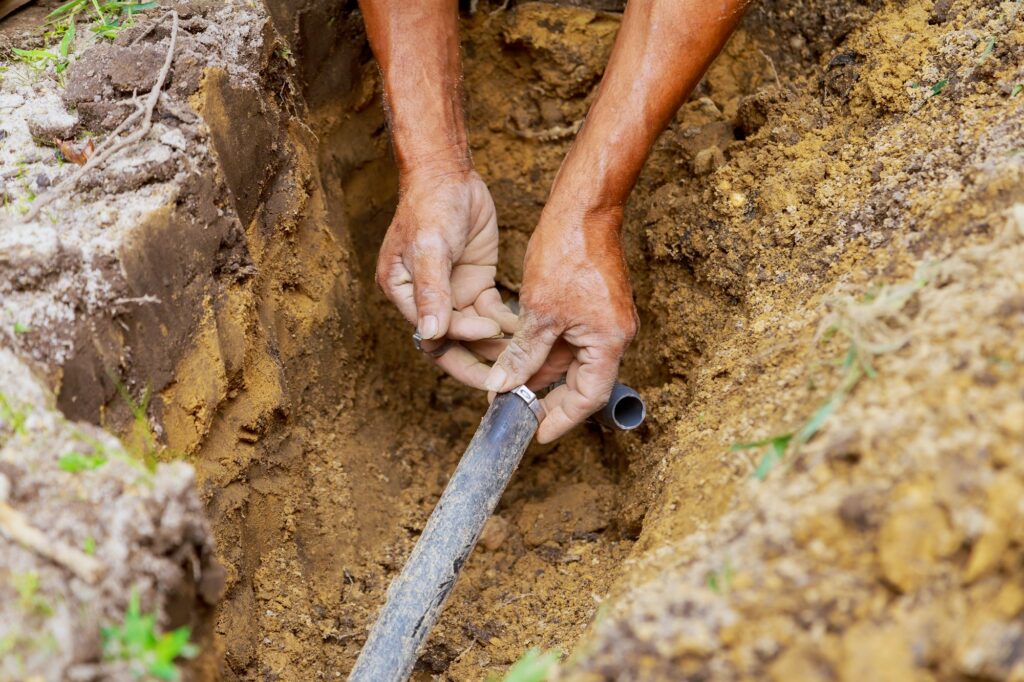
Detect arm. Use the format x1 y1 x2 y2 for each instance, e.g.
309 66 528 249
485 0 748 443
360 0 517 387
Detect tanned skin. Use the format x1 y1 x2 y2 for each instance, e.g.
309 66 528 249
360 0 747 443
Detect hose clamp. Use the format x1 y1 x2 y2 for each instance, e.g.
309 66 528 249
511 385 545 423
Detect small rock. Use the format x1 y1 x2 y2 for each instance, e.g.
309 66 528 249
841 622 920 682
964 472 1024 582
928 0 955 24
956 619 1024 680
878 485 959 592
478 515 510 551
770 645 834 682
0 129 8 142
159 128 189 152
693 147 725 176
34 173 51 191
27 108 79 141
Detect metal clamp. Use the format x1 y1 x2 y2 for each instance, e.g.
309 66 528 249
412 330 454 358
510 385 545 423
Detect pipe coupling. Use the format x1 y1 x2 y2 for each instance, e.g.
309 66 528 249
511 385 545 423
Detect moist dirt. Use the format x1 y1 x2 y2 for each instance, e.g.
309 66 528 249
1 0 1022 680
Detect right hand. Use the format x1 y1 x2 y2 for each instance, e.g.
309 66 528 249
376 169 518 389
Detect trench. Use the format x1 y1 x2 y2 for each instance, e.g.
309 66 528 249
163 5 684 680
65 0 1009 678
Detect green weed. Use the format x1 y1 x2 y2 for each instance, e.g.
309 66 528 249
706 560 735 594
83 536 97 555
11 21 75 82
13 322 30 334
58 450 108 472
101 589 198 681
1012 84 1023 98
47 0 158 40
11 572 53 618
489 648 561 682
112 378 159 469
979 36 996 63
0 392 29 436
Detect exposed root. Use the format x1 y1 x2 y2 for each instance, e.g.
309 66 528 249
21 11 179 223
0 501 107 584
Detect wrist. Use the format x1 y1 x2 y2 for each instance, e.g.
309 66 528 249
536 190 625 241
392 135 472 180
397 152 476 192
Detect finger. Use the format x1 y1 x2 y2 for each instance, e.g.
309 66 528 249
536 347 620 443
432 342 495 390
473 288 519 334
410 245 453 340
524 340 574 391
447 309 502 341
464 338 508 362
377 260 419 326
484 316 560 393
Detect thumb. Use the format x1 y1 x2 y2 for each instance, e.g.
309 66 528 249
484 316 558 393
412 249 453 340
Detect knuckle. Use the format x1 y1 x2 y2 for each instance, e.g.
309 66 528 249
374 266 392 296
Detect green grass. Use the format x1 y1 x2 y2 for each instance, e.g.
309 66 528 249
101 589 198 681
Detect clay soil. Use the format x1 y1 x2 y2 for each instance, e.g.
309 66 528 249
1 0 1023 680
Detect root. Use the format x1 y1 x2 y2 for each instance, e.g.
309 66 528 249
22 11 180 223
0 502 107 584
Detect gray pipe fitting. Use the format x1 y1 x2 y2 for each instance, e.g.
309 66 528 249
593 383 646 431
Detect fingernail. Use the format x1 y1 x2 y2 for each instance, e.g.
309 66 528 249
484 366 508 393
420 315 439 339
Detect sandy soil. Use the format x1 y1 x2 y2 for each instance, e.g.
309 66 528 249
1 0 1022 680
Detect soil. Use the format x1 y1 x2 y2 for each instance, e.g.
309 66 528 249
0 0 1022 680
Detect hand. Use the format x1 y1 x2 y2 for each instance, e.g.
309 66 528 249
376 169 518 389
484 205 639 443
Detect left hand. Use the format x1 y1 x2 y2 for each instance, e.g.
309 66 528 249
484 203 639 443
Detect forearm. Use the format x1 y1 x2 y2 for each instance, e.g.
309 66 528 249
358 0 470 178
550 0 748 216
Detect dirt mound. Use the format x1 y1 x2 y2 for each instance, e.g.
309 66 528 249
1 0 1022 680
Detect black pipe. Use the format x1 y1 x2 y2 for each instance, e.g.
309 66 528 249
348 383 644 682
348 387 541 682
